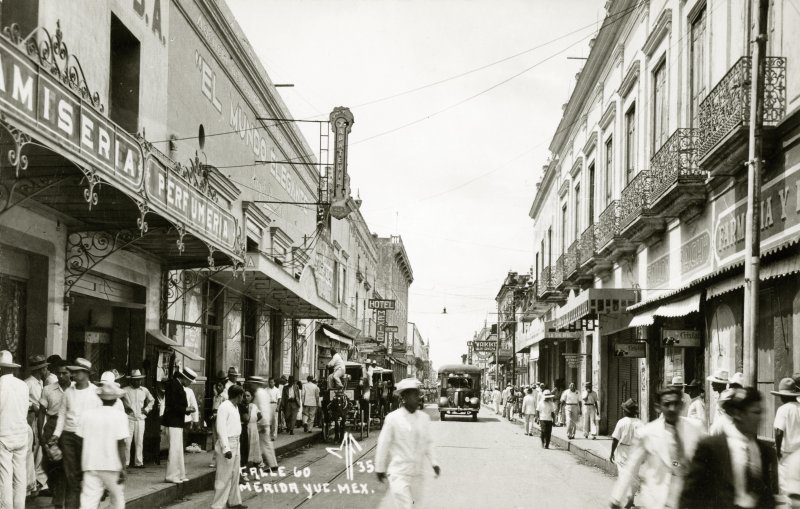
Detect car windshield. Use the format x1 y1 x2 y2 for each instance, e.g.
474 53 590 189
446 376 473 389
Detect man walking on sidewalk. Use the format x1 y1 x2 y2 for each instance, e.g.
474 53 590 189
501 384 513 420
164 367 195 483
51 358 101 509
302 376 319 433
609 399 643 508
537 390 557 449
267 378 280 440
560 383 580 439
0 350 30 509
250 376 278 471
492 387 502 415
24 354 49 496
280 375 301 435
522 388 537 436
212 384 247 509
582 382 599 439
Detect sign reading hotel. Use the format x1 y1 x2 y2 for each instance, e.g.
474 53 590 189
329 107 354 220
368 299 396 310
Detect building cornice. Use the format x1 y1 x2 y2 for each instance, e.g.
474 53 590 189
570 155 584 178
642 8 672 57
583 131 598 158
600 100 617 130
529 160 559 219
619 60 641 98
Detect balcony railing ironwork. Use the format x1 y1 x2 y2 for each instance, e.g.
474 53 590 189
597 201 621 251
650 128 702 201
579 224 597 266
619 170 653 231
553 255 565 288
698 56 786 159
536 266 552 299
564 241 579 278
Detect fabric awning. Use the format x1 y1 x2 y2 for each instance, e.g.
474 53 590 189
146 329 204 361
321 327 353 347
627 292 700 328
629 311 655 327
553 288 639 330
708 251 800 299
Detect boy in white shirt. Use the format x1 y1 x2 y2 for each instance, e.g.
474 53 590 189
77 383 129 509
536 390 557 449
521 388 537 436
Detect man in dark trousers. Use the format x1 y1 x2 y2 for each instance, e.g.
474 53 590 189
680 387 779 509
280 376 301 435
164 367 195 483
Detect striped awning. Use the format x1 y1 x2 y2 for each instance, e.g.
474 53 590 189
628 292 701 328
553 288 639 330
707 251 800 299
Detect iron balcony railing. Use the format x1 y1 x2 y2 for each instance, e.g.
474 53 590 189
698 56 786 159
650 128 703 201
536 266 552 298
564 241 579 277
579 224 597 266
597 200 621 251
619 170 653 231
553 255 565 288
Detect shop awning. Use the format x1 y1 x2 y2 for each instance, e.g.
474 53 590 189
629 311 655 327
707 251 800 299
628 292 701 327
553 288 639 330
321 326 353 347
146 329 204 361
517 320 580 352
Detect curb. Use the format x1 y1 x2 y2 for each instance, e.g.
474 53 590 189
130 432 321 509
481 404 616 477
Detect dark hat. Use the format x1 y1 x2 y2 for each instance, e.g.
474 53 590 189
216 370 227 380
28 354 49 370
621 398 638 413
686 379 703 388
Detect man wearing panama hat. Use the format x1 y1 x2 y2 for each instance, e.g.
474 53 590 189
164 367 195 483
706 368 731 435
24 354 50 497
0 350 29 509
667 376 692 417
50 358 101 509
375 378 440 509
771 377 800 497
122 369 154 468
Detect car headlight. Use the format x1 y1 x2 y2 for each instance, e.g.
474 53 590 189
438 397 449 407
470 397 479 406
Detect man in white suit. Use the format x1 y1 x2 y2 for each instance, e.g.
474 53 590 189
609 386 705 509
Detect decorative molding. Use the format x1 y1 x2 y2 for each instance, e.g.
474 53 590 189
593 82 605 105
619 60 641 98
611 43 624 67
583 131 598 157
687 0 708 24
270 227 292 259
207 165 241 205
643 8 672 57
242 201 271 230
570 156 584 178
600 100 617 130
558 177 571 198
580 113 589 129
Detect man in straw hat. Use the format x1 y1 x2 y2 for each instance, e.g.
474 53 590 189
772 377 800 497
537 389 557 449
582 381 600 440
610 398 643 508
122 369 153 468
77 382 129 509
222 366 239 399
163 366 196 484
706 368 731 435
50 358 100 509
211 384 247 509
39 358 72 509
609 386 704 509
560 382 580 439
0 350 29 509
375 377 440 509
684 379 706 431
667 376 692 417
24 354 50 496
248 376 278 472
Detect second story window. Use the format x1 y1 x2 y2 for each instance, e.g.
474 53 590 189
625 105 637 185
689 7 707 128
109 15 141 133
574 183 581 240
605 137 613 203
588 162 595 225
652 60 668 152
561 204 568 252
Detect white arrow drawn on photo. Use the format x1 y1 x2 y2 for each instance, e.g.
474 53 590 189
326 432 363 480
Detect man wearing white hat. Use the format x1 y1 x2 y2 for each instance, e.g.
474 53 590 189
122 369 154 468
164 367 195 483
772 377 800 497
77 382 129 509
667 376 692 417
24 354 50 495
50 357 101 509
249 376 278 471
0 350 29 509
375 377 440 509
706 369 732 435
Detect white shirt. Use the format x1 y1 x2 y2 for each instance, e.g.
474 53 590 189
521 394 537 415
78 405 129 471
537 400 557 421
40 382 68 417
725 424 761 508
221 380 235 400
215 399 242 453
184 387 199 423
253 387 273 424
328 353 345 373
0 373 30 437
687 396 707 431
302 382 319 407
611 416 643 445
774 401 800 455
25 375 44 413
269 386 281 405
367 366 375 387
123 386 154 421
375 407 438 477
55 383 101 436
680 392 692 417
561 389 580 405
491 390 501 403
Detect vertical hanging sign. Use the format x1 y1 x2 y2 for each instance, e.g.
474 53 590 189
329 107 354 220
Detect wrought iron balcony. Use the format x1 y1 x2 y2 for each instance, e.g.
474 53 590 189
537 265 566 303
579 224 597 268
563 241 579 282
521 281 550 321
698 56 786 176
536 266 552 299
597 200 636 261
649 128 706 221
553 255 565 290
618 170 664 244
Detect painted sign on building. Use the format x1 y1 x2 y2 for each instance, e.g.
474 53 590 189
472 340 497 352
661 329 701 348
613 342 646 358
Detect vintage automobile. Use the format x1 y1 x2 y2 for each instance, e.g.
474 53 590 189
437 364 482 421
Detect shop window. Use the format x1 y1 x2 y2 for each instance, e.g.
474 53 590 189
109 14 140 133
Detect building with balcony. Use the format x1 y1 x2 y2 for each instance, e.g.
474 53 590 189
527 0 799 434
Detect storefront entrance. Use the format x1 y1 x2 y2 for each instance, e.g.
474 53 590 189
606 329 640 427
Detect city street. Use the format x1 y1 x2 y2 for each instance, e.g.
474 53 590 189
163 405 614 509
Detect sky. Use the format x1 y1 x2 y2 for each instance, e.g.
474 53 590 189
227 0 606 369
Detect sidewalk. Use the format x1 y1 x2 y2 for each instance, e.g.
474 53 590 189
28 430 321 509
483 404 616 476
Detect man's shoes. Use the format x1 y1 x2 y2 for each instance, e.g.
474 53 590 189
303 423 308 432
165 479 183 484
591 435 596 440
228 505 248 508
289 430 294 435
584 433 589 438
134 465 145 469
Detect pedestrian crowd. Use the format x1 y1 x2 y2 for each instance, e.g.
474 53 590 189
0 348 326 509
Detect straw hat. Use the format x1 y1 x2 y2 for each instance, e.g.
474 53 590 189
706 368 730 384
100 371 116 384
96 382 125 400
0 350 20 368
247 375 267 385
67 358 92 372
728 372 745 387
668 376 686 387
770 378 800 397
686 379 703 388
542 389 554 399
129 369 145 379
28 354 49 371
178 366 197 381
395 378 421 395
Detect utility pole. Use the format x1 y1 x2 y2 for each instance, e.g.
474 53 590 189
743 0 769 387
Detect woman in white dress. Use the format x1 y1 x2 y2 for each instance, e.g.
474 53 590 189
609 398 643 509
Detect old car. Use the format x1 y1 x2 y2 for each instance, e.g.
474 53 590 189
437 364 482 421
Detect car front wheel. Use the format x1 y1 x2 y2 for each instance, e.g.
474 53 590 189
439 412 445 421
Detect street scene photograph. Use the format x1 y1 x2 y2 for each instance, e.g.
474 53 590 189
0 0 799 508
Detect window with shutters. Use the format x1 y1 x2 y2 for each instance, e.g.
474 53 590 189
689 7 707 128
604 137 613 206
652 60 668 151
625 105 637 185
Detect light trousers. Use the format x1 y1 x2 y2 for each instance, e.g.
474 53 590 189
79 470 124 509
211 436 242 509
583 405 597 436
165 427 186 482
524 414 535 434
270 408 279 439
258 427 277 467
565 405 580 437
302 406 317 428
0 432 28 509
387 473 424 509
126 419 146 467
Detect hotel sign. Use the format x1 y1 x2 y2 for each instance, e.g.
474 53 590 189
368 299 396 310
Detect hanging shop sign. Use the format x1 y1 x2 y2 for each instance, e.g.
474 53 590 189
329 107 354 220
368 299 396 310
384 325 399 332
472 340 497 352
562 353 587 368
661 329 701 348
145 158 236 251
613 342 646 358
